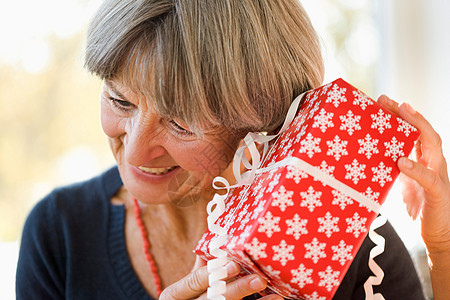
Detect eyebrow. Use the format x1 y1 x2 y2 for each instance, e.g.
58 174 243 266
105 80 127 100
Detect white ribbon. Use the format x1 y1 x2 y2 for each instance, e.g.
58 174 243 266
205 93 305 299
206 178 230 300
363 214 387 300
206 90 386 299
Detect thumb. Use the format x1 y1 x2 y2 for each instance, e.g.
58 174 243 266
192 255 207 272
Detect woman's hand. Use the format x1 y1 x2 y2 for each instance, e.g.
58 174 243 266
159 256 283 300
378 95 450 299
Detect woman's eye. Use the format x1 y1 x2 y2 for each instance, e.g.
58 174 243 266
109 97 135 112
169 120 194 136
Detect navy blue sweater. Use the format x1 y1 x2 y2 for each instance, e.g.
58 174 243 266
16 166 425 299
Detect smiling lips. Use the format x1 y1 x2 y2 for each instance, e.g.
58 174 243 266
138 166 177 175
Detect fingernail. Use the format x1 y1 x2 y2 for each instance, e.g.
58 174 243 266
403 102 416 114
225 261 239 274
381 95 394 106
249 275 266 290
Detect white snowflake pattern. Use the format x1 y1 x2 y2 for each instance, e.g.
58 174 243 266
339 110 361 136
277 281 299 296
227 235 240 250
304 237 327 264
251 199 266 220
305 291 327 300
332 189 354 210
290 263 313 288
286 165 309 184
294 124 309 144
344 159 367 184
317 211 340 238
331 240 354 266
293 113 307 130
326 135 349 161
384 136 405 162
266 154 279 168
237 213 251 231
313 108 335 133
280 138 294 156
267 173 281 193
345 212 367 238
285 214 308 240
315 160 335 185
308 100 321 119
318 265 340 292
277 136 290 154
197 234 207 250
286 148 295 158
299 133 322 158
258 211 281 238
250 175 264 197
245 237 267 260
306 91 319 109
227 225 237 237
266 168 278 181
363 187 380 204
352 90 373 110
320 82 333 95
371 109 392 134
237 186 251 202
326 84 347 107
260 264 281 280
271 185 294 212
237 225 253 246
272 239 295 266
371 161 393 187
300 186 323 212
317 160 335 176
397 117 417 137
254 186 267 202
358 134 379 159
237 203 251 223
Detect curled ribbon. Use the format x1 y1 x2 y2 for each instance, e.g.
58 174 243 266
205 93 305 299
363 214 387 300
206 90 386 299
206 184 228 300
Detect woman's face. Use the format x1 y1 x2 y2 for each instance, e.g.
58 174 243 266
100 79 241 206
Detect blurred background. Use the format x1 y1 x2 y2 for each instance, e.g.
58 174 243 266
1 0 449 299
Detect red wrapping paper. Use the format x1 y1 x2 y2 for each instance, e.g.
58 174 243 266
194 78 420 299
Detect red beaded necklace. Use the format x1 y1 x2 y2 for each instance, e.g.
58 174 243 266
132 197 163 297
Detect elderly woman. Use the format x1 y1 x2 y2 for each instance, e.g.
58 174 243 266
16 0 449 299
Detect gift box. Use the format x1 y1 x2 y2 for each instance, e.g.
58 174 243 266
194 78 420 299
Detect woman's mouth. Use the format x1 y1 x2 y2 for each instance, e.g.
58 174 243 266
138 166 177 175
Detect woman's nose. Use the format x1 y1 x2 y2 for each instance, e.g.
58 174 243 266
124 117 166 166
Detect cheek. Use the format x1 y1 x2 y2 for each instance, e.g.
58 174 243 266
100 100 124 138
186 139 239 178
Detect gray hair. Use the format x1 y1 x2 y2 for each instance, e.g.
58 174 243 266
85 0 324 135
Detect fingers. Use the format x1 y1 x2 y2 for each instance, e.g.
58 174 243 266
377 94 400 115
159 263 210 300
161 260 239 300
398 102 444 163
378 96 447 176
192 255 207 271
197 273 269 300
398 157 444 202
